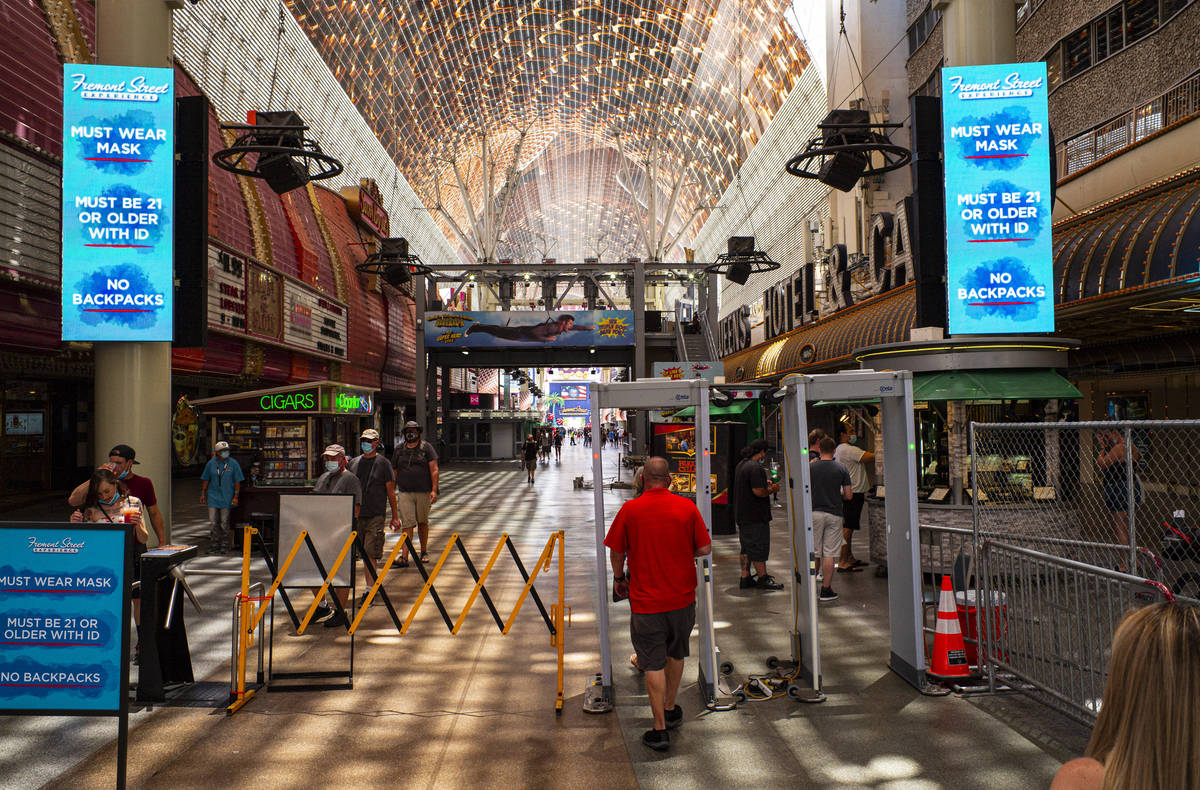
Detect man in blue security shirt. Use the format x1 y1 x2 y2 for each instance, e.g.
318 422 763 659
201 440 244 555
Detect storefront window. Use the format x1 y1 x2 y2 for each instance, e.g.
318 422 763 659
1063 26 1092 78
916 407 949 491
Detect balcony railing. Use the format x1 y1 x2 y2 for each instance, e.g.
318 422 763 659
1056 70 1200 181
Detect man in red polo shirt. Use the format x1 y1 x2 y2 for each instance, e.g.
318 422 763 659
604 456 712 752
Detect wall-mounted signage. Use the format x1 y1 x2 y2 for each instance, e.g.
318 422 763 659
331 390 372 414
719 306 752 357
340 178 390 238
424 310 635 348
942 63 1054 335
259 388 319 412
825 198 914 313
206 243 348 360
0 523 128 714
652 361 722 383
61 64 174 341
548 382 590 419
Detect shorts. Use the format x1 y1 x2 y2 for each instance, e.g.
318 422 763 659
842 492 865 531
1103 478 1142 512
630 604 695 672
357 515 386 560
738 521 771 563
397 491 432 525
524 458 537 472
812 511 845 558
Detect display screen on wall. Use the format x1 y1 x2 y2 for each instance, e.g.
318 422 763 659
4 413 44 435
61 64 174 341
941 62 1054 335
548 382 590 419
423 311 634 348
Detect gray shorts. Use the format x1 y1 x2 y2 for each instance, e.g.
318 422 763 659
738 521 771 563
812 511 845 558
397 491 431 525
357 515 386 560
630 604 695 672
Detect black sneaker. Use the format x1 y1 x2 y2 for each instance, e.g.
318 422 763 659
664 705 683 730
819 586 839 602
739 575 757 589
642 728 669 751
313 604 334 623
323 610 349 628
757 575 784 591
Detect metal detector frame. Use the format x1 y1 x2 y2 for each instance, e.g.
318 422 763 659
776 370 925 691
589 379 721 710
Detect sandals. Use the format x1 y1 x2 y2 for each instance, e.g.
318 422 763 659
836 565 864 573
396 558 410 568
419 552 430 564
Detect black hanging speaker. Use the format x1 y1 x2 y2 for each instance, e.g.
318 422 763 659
728 236 756 256
818 151 868 193
909 95 947 330
725 260 752 285
174 95 208 347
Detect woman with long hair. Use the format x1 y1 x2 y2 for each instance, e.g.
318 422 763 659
1051 602 1200 789
70 468 149 630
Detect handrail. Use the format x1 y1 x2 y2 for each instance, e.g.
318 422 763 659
673 302 691 362
696 308 719 360
1056 70 1200 182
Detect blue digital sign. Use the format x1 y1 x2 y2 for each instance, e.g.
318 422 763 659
61 64 174 341
941 63 1053 335
0 524 128 714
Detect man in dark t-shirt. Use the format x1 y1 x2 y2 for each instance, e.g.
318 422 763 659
391 421 439 566
733 439 783 591
810 436 853 602
521 434 540 484
604 456 711 752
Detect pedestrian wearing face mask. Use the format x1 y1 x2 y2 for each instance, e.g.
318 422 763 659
348 428 400 565
391 421 439 567
201 441 244 555
311 445 361 627
834 426 874 572
69 444 166 546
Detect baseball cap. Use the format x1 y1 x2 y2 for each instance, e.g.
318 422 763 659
214 441 230 452
360 428 380 441
109 444 140 464
403 421 422 431
322 444 346 458
748 439 773 454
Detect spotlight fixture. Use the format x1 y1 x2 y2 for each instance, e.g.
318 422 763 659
213 110 343 194
355 237 432 288
784 109 911 193
704 236 780 285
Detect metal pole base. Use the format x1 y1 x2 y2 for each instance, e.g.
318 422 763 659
582 673 613 714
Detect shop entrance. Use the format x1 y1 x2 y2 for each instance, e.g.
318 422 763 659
775 370 924 692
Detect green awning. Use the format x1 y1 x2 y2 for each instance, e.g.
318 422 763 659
912 369 1081 402
671 398 759 419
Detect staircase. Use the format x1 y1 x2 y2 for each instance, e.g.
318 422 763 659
682 333 709 361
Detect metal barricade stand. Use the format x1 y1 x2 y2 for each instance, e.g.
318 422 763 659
227 525 570 714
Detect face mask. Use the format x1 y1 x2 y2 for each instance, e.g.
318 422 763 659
117 468 130 479
100 491 120 506
404 432 418 443
325 460 341 473
848 435 858 444
218 450 230 459
361 442 375 454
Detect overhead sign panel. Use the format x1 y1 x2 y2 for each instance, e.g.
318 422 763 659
548 382 590 419
941 62 1054 335
61 64 174 341
652 361 722 383
424 310 634 348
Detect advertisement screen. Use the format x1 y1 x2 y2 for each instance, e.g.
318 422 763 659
941 62 1054 335
0 524 128 713
423 310 634 348
548 382 590 420
651 361 722 383
61 64 175 341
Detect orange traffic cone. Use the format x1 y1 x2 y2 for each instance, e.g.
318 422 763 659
928 575 970 680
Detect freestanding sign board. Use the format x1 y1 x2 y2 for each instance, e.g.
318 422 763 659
61 63 175 341
0 523 131 787
941 62 1054 335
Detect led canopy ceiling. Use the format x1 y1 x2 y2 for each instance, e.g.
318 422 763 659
287 0 809 263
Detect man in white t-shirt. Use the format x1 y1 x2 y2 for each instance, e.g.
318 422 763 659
834 426 875 572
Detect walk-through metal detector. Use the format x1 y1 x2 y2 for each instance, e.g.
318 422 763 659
585 379 723 713
775 370 926 692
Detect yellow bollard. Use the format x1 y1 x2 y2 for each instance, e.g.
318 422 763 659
555 530 565 713
227 524 258 714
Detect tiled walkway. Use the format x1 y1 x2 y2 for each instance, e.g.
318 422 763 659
0 444 1087 788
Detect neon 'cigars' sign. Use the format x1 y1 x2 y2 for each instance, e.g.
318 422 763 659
260 392 316 411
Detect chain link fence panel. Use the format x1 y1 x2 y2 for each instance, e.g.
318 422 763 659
970 421 1200 604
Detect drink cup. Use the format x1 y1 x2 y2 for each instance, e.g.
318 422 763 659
121 505 138 524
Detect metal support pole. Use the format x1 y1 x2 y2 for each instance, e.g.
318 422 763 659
938 0 1017 69
693 379 719 701
1124 425 1137 570
781 376 819 687
415 276 427 434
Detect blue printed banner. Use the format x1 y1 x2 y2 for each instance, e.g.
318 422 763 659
61 64 174 341
942 63 1054 335
0 524 128 713
423 310 634 348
